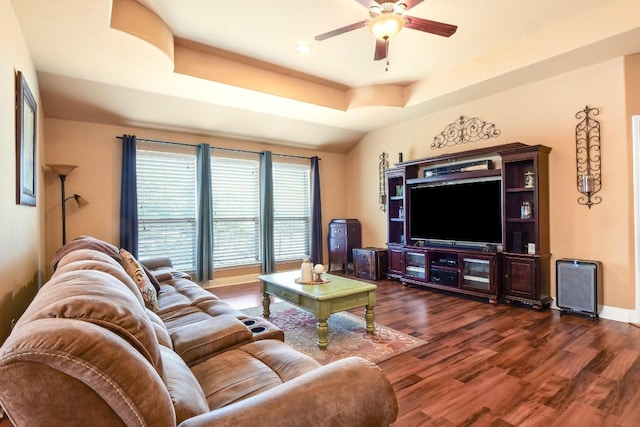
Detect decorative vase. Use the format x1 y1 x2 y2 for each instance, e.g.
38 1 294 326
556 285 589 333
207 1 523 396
301 258 313 283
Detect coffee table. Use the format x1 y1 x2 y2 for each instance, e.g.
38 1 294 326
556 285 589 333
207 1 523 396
258 270 377 349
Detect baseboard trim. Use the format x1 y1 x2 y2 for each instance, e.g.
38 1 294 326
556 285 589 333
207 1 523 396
551 301 635 323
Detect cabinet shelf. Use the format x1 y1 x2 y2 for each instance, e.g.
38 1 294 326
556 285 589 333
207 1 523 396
390 218 404 222
463 275 490 283
430 265 457 272
506 187 535 193
505 217 535 223
406 168 500 186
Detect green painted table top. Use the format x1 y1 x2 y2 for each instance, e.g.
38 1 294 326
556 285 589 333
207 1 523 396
258 270 376 300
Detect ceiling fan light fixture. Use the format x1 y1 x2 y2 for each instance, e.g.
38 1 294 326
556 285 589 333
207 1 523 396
368 13 404 40
296 42 312 54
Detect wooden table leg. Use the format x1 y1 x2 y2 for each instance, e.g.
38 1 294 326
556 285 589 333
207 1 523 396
262 292 271 318
365 305 375 333
317 318 329 349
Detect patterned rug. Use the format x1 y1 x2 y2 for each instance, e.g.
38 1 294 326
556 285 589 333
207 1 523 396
241 301 427 365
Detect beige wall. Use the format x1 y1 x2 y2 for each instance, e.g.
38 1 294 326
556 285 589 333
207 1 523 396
0 0 46 343
4 0 640 342
347 56 639 318
43 119 348 281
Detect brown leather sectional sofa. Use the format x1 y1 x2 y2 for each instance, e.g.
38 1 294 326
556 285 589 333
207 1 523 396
0 237 398 426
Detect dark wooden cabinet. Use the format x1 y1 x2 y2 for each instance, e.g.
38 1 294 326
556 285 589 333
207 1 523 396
385 167 405 245
328 219 361 274
499 145 551 309
503 254 551 310
387 243 404 279
353 247 388 280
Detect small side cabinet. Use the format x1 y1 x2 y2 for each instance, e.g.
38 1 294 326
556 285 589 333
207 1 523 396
502 254 551 310
328 219 361 274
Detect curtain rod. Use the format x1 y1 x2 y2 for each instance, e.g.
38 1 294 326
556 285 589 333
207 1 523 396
115 136 319 161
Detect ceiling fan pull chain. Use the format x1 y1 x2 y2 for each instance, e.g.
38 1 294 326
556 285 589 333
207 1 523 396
386 59 390 72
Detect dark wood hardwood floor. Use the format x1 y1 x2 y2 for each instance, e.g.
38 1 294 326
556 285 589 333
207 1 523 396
212 277 640 426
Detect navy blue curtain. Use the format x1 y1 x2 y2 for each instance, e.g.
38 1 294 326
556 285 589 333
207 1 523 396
119 134 138 257
310 156 323 264
196 143 213 281
260 151 275 274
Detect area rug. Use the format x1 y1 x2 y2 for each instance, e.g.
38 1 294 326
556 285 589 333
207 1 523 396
241 302 427 365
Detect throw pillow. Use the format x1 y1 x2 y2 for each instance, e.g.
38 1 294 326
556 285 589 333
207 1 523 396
120 248 159 311
141 263 162 295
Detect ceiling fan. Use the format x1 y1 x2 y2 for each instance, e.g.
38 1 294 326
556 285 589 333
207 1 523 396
314 0 457 64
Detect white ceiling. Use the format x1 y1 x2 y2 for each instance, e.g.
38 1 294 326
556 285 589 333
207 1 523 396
11 0 640 153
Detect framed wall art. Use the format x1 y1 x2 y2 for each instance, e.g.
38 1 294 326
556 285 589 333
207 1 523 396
15 70 37 206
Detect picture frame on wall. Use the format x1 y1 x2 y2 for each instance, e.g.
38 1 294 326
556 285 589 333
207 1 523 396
15 70 37 206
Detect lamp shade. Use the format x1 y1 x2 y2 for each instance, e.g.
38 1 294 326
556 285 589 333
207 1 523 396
72 194 90 207
368 13 404 40
47 164 78 176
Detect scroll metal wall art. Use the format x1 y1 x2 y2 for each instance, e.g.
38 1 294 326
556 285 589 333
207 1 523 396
575 105 602 209
431 115 501 150
378 152 389 212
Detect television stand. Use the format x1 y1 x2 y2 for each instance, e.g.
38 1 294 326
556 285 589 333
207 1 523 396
402 246 500 304
386 142 552 309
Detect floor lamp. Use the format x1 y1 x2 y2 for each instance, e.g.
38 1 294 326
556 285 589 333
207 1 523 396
47 164 89 246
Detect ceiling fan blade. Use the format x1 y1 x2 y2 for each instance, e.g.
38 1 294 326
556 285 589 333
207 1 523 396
398 0 425 11
355 0 378 8
374 39 388 61
315 19 369 41
404 16 458 37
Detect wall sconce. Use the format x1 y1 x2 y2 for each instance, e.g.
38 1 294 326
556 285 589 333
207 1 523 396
47 164 90 245
575 106 602 208
378 152 389 212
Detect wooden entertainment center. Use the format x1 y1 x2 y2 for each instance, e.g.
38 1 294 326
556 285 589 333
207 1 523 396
386 142 552 310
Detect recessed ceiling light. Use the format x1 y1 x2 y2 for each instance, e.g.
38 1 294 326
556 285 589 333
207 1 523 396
296 42 311 54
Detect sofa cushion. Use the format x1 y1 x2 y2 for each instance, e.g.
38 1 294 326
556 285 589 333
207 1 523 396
50 235 121 272
53 251 146 308
191 339 320 410
159 347 209 424
170 314 253 365
120 249 159 311
16 269 163 375
146 309 173 349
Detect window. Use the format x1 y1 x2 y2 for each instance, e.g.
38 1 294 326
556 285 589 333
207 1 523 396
211 155 260 268
273 162 310 261
136 146 311 271
137 150 197 271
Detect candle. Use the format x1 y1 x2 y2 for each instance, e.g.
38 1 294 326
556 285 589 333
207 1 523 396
580 174 594 193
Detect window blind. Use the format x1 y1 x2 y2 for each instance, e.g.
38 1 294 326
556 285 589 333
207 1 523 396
273 162 310 261
211 155 261 267
137 150 197 270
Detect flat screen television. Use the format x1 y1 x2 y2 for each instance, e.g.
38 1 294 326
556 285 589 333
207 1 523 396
409 177 502 248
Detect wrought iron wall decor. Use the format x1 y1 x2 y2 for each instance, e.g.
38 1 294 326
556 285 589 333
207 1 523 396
431 115 501 150
575 105 602 208
378 152 389 212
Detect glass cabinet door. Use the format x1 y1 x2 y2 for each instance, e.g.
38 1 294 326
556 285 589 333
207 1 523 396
461 257 491 291
404 251 426 279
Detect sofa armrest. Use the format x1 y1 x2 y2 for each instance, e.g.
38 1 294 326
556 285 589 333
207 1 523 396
178 357 398 427
140 256 173 270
